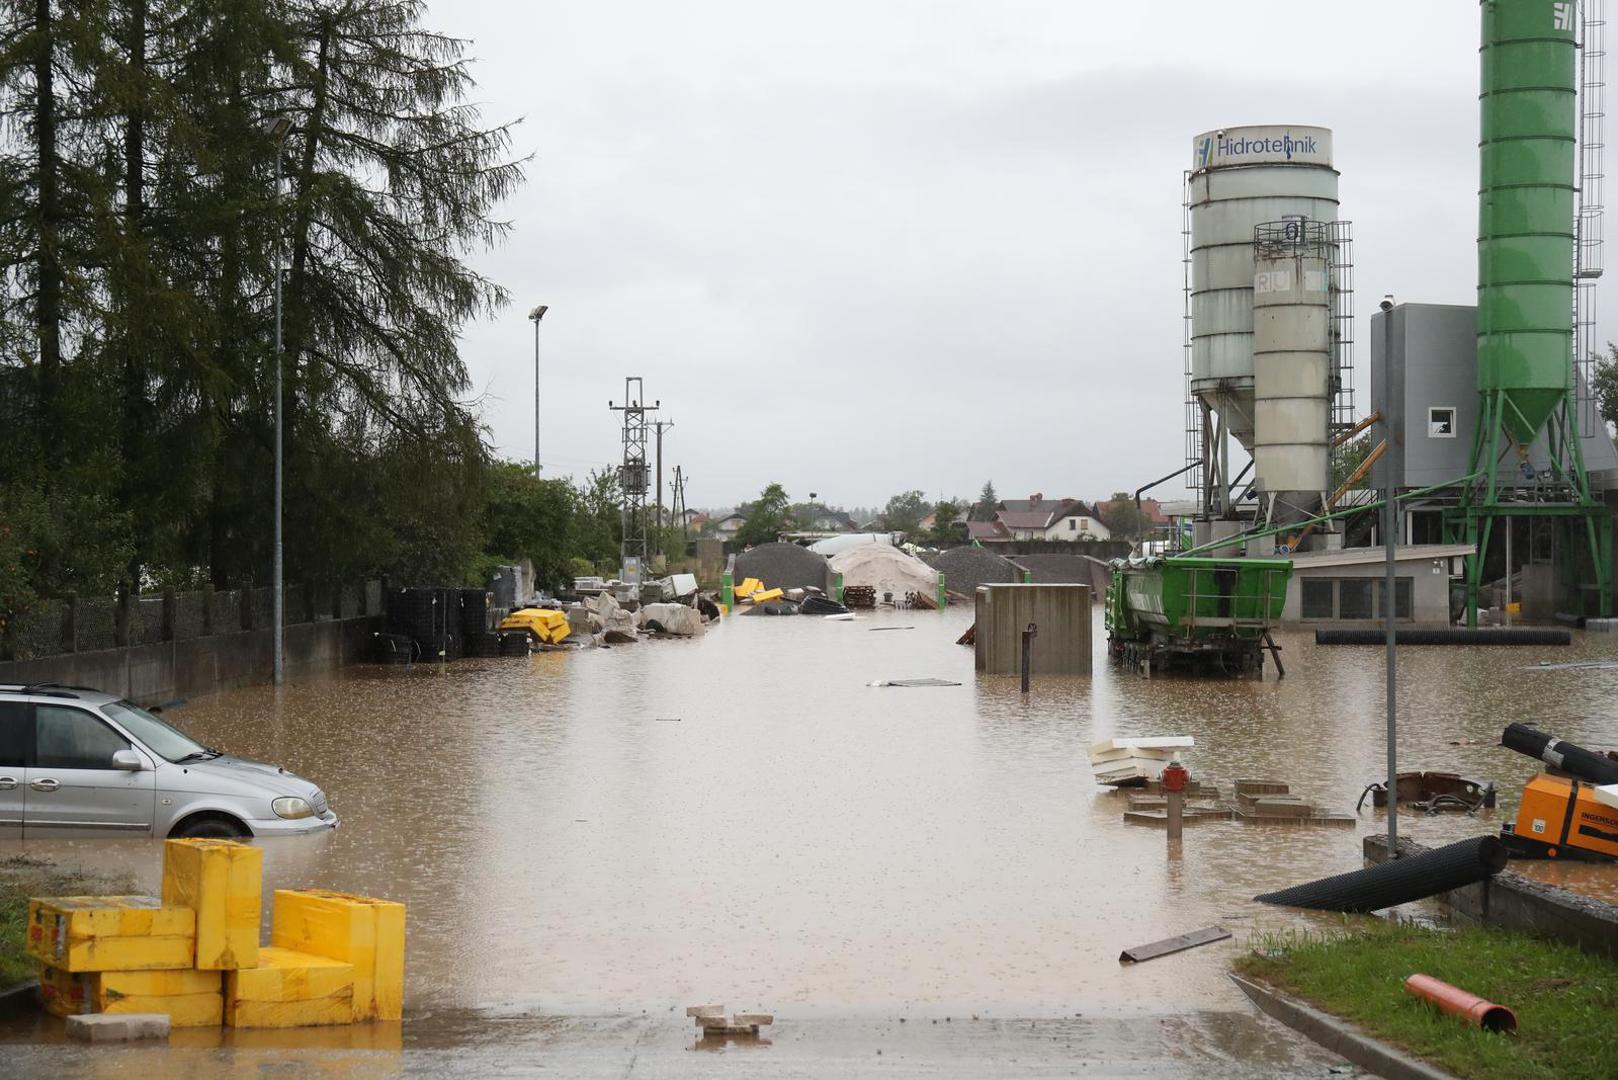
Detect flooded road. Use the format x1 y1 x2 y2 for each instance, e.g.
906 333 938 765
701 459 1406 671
5 606 1615 1072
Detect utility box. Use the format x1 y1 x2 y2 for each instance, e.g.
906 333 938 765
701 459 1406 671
974 584 1091 676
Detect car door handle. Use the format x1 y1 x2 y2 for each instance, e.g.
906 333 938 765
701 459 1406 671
29 778 59 793
0 777 16 790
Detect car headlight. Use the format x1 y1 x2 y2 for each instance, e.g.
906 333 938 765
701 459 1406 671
272 797 314 820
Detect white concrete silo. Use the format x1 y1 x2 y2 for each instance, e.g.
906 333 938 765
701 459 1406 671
1188 126 1337 514
1252 221 1332 525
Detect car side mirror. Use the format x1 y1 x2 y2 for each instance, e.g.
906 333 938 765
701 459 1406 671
110 749 143 772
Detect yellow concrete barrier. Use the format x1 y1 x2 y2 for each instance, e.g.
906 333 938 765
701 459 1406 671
750 588 784 604
734 577 762 598
226 947 356 1028
271 890 405 1021
162 838 262 970
27 897 195 972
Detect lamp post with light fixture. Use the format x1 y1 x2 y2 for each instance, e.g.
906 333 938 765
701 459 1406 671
529 305 548 478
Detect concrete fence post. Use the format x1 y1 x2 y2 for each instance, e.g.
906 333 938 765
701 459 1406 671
201 588 214 637
64 594 79 654
114 586 133 647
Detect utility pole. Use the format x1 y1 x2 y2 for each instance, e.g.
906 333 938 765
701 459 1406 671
609 379 658 581
672 466 689 546
264 115 293 686
653 418 675 534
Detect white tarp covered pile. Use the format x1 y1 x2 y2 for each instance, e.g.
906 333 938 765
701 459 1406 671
828 543 938 602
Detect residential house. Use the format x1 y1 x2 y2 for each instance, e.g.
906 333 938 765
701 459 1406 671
992 494 1112 541
803 507 856 532
714 513 747 541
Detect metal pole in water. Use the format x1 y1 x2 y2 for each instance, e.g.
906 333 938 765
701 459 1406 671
1020 622 1037 693
1381 299 1399 854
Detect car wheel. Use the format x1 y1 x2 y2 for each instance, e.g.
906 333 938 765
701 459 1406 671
170 813 249 839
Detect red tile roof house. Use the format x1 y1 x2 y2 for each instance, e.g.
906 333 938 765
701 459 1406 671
990 494 1112 541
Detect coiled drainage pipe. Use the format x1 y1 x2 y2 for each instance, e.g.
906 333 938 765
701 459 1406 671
1314 628 1570 646
1254 836 1507 913
1502 722 1618 785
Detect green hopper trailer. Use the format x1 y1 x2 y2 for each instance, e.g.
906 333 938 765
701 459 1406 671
1105 555 1293 676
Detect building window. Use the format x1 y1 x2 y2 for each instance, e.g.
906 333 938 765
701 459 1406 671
1428 406 1457 438
1069 519 1077 531
1339 579 1374 620
1377 578 1414 620
1301 579 1334 619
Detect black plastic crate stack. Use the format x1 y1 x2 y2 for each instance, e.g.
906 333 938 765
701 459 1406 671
384 587 455 662
497 630 530 656
459 589 500 657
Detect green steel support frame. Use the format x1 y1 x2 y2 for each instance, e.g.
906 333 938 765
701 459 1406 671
1453 0 1614 625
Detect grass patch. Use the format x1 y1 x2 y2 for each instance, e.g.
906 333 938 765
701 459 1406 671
1236 918 1618 1080
0 855 133 987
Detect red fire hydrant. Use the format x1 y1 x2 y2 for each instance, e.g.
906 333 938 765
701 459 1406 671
1162 760 1189 793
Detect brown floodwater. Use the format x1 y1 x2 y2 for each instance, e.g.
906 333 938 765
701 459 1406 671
6 608 1616 1029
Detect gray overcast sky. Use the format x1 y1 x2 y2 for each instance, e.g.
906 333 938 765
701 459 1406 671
428 1 1607 510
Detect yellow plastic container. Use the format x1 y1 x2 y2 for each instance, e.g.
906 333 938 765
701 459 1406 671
27 897 195 972
39 965 222 1025
750 588 784 604
228 946 353 1003
271 890 405 1021
734 577 762 598
227 995 355 1029
162 838 262 970
498 607 571 644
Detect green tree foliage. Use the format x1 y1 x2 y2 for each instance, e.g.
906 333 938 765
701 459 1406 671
927 499 964 545
880 489 931 534
972 481 997 521
736 482 790 546
1593 344 1618 435
1096 492 1148 541
1333 432 1377 491
0 0 554 624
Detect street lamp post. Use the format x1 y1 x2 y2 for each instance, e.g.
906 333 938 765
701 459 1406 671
265 115 293 686
529 305 548 478
1379 294 1399 852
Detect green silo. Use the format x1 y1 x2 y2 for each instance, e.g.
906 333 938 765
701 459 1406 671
1477 0 1577 442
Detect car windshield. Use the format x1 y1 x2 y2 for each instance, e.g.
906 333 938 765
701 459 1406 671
100 700 209 763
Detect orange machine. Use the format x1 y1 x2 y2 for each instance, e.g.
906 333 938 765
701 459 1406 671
1501 774 1618 861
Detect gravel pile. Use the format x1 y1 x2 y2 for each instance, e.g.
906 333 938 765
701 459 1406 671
1006 554 1109 594
927 546 1021 592
735 542 833 593
829 543 938 602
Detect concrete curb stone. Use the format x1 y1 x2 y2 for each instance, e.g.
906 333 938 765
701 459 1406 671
1230 973 1460 1080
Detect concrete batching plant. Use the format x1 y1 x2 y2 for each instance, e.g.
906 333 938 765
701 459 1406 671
1185 124 1352 544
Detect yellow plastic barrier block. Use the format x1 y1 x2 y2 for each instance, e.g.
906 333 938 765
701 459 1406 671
750 588 784 604
271 890 405 1021
227 994 354 1029
40 964 220 1014
498 607 571 645
734 577 762 598
229 946 353 1003
162 838 262 971
108 992 224 1028
39 965 222 1026
28 898 195 972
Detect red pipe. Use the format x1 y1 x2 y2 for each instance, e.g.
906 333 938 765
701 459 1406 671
1404 974 1518 1032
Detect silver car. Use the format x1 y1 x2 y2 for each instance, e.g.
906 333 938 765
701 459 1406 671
0 684 337 839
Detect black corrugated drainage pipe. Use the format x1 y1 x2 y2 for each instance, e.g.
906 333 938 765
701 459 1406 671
1501 723 1618 786
1254 836 1507 913
1315 628 1570 646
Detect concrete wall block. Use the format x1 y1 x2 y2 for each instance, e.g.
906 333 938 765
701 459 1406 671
973 584 1092 676
66 1012 170 1042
